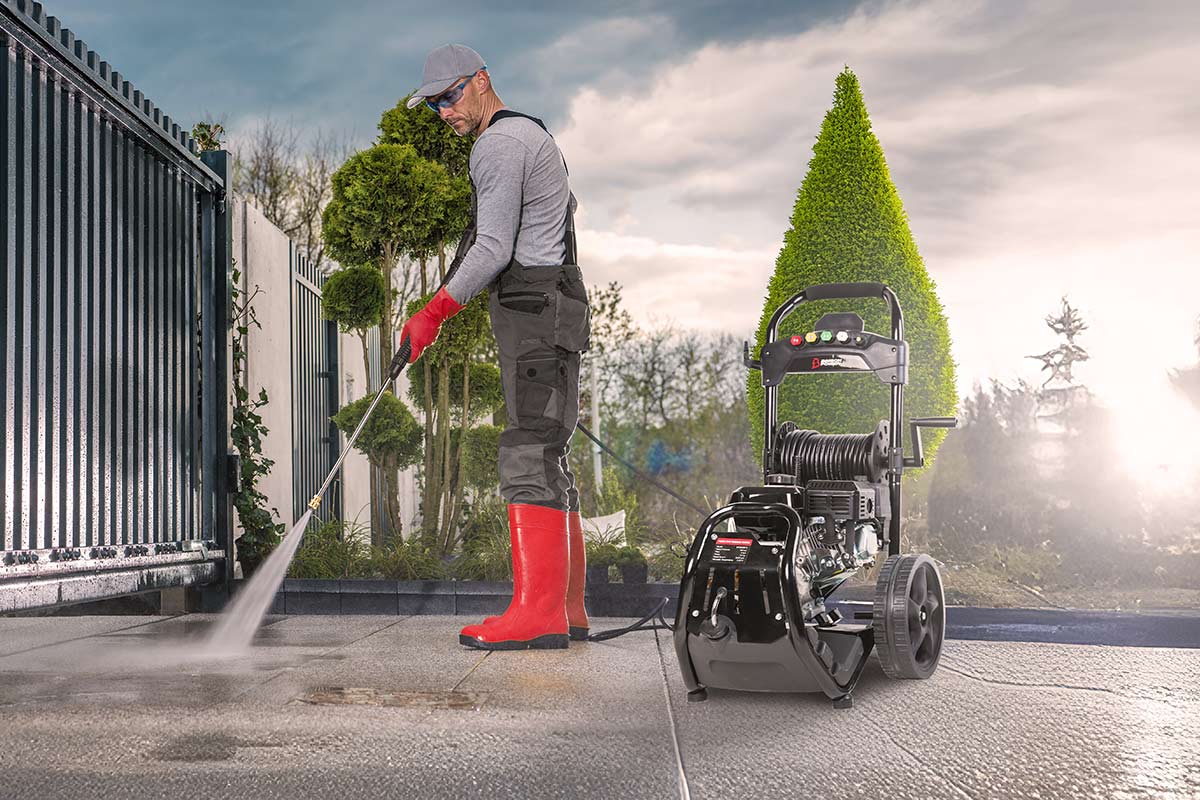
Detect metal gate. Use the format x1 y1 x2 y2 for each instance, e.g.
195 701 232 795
290 241 341 524
0 0 231 612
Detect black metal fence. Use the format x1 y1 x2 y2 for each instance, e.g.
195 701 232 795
290 240 341 524
0 0 230 611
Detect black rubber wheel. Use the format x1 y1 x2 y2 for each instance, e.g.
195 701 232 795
873 554 945 679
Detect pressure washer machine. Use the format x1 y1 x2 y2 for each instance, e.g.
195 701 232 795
674 282 958 707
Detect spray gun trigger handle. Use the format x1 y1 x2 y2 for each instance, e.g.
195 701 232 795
388 338 413 380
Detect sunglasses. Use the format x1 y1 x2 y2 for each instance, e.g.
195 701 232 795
425 69 484 112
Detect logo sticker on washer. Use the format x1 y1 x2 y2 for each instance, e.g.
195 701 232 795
711 537 753 563
809 354 869 370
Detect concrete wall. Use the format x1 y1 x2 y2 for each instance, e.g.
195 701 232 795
232 198 293 530
230 198 421 549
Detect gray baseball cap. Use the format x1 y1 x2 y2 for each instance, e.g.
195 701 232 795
406 44 486 109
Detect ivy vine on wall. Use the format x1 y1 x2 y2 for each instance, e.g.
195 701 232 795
229 261 285 577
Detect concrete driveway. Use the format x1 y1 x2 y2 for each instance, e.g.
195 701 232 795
0 613 1196 799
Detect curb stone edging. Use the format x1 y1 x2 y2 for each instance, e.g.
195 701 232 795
230 579 1200 648
254 579 681 618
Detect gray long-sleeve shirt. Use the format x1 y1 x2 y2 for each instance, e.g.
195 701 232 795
443 113 575 304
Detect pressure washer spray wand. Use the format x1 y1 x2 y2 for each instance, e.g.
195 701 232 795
305 337 412 512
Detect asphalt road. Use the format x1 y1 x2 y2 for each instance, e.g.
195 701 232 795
0 612 1196 799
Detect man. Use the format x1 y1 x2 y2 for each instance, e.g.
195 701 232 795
399 44 592 651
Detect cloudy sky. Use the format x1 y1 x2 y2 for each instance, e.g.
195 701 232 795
40 0 1200 473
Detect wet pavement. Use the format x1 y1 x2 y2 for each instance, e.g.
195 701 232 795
0 613 1197 799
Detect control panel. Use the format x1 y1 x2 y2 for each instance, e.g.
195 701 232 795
746 313 908 387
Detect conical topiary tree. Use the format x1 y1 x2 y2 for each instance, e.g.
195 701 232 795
747 67 957 475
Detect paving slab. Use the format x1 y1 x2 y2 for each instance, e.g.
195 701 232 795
0 614 1197 799
665 636 1200 800
0 615 173 656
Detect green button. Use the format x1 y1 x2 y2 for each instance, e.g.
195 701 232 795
819 330 833 343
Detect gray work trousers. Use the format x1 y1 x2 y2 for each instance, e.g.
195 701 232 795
488 262 591 512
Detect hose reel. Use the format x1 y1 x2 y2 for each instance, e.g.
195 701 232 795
772 420 889 484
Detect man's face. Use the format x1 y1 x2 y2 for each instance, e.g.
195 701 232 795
430 72 483 137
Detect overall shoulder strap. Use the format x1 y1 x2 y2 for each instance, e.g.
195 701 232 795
487 110 567 173
486 109 577 266
488 108 548 133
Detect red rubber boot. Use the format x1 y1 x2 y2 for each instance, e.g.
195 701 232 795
480 510 588 639
481 510 588 639
459 504 569 650
566 510 590 641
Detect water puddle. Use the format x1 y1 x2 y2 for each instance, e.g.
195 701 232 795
295 687 488 710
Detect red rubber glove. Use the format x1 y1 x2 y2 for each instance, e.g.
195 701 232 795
399 287 466 363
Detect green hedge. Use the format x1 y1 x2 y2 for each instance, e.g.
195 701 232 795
747 67 957 470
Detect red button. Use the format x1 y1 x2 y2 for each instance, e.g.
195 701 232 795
790 336 803 346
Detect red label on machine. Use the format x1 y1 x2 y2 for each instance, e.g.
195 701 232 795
711 537 753 564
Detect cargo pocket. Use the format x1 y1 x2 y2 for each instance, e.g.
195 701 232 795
492 284 552 358
497 289 550 316
514 350 568 427
554 274 591 353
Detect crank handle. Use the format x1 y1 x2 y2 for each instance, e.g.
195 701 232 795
902 417 959 468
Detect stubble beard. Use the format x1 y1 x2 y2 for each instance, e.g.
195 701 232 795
447 115 477 138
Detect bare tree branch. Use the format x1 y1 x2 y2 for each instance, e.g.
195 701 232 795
230 116 353 272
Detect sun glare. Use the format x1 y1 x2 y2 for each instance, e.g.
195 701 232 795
1107 378 1200 493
